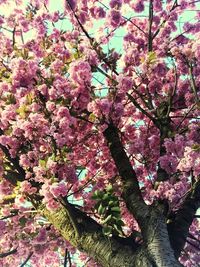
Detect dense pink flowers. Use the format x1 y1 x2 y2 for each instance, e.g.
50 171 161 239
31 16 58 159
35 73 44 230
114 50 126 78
0 220 6 237
132 1 145 12
108 9 122 27
50 182 68 198
34 228 47 245
109 0 122 9
0 0 199 266
10 58 38 89
117 75 133 93
69 60 92 85
178 146 200 176
90 6 106 19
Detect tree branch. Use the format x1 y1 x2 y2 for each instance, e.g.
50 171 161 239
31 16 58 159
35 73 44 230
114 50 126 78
61 198 82 239
64 249 68 267
42 203 141 267
126 93 156 125
0 248 17 258
0 129 26 182
188 63 199 103
186 239 200 251
168 179 200 258
66 0 119 76
0 211 18 220
148 0 153 52
103 122 149 227
67 251 72 267
20 252 33 267
152 0 180 40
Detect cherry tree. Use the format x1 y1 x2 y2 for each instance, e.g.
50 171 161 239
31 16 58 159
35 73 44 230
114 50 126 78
0 0 200 266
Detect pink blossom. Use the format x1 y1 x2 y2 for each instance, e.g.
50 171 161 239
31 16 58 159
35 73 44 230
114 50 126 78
50 182 68 198
20 181 37 194
108 10 122 28
0 16 4 25
67 0 77 10
159 155 178 174
132 1 145 12
109 0 122 9
34 228 47 244
117 75 133 92
90 7 106 19
46 199 60 211
0 220 6 236
69 60 91 85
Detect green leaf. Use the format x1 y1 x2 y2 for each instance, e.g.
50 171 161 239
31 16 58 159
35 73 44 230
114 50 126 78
110 211 121 218
6 94 16 104
102 214 112 225
94 203 100 210
39 159 46 168
19 217 27 227
192 144 200 152
102 226 112 236
91 194 100 200
102 193 110 201
92 190 102 200
147 51 157 64
115 219 125 226
106 184 113 192
113 224 123 235
111 207 120 212
16 104 28 119
108 200 119 207
98 203 105 215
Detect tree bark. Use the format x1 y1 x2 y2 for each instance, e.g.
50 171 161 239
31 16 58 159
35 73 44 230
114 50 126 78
103 123 149 227
168 179 200 258
145 208 183 267
42 203 183 267
42 204 139 267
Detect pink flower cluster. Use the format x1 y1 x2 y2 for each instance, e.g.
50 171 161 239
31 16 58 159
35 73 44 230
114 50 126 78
178 146 200 176
0 0 199 266
10 58 38 90
69 60 92 85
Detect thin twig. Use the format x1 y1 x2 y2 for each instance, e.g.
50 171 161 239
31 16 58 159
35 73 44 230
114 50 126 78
66 0 119 76
153 0 180 40
0 212 18 220
64 249 68 267
176 103 196 130
68 251 72 267
186 239 200 251
148 0 153 52
0 248 17 258
167 62 178 117
188 63 199 102
20 252 33 267
126 93 156 124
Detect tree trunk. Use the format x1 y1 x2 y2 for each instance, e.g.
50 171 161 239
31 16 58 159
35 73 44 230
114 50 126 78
144 209 183 267
42 205 183 267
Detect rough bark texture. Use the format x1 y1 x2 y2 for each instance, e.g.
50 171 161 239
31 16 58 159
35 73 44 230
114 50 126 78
103 123 149 226
42 205 139 267
168 180 200 258
145 208 183 267
43 203 184 267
